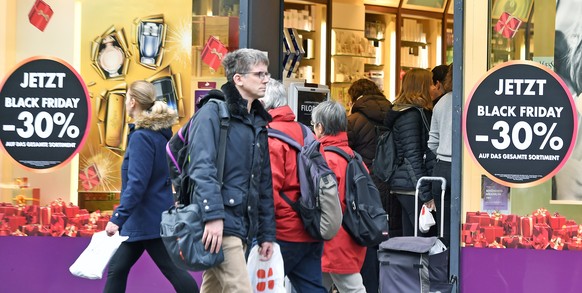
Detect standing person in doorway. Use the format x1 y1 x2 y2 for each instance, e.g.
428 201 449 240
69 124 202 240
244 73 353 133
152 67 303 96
104 80 199 293
260 79 328 293
346 78 393 293
428 64 453 247
384 68 436 237
188 48 276 293
314 101 367 293
430 64 450 106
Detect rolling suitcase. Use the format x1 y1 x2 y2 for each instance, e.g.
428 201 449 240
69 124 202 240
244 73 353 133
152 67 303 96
378 176 453 293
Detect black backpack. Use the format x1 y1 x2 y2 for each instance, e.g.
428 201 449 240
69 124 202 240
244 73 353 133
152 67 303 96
267 124 342 241
372 106 429 183
166 98 230 205
324 146 389 246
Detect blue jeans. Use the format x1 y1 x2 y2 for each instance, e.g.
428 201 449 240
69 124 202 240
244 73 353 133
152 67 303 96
103 238 199 293
278 240 327 293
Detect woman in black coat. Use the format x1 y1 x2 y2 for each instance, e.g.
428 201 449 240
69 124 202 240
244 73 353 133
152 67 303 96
384 69 436 237
346 79 394 293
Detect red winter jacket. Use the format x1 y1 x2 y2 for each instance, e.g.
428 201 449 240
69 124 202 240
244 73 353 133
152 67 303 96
320 133 366 274
267 106 318 242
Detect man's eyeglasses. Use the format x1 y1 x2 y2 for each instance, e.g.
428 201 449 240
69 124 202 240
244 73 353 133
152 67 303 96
241 71 271 80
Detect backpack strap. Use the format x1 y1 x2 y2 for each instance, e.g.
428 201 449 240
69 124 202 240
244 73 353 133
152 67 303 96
324 146 353 162
209 99 230 185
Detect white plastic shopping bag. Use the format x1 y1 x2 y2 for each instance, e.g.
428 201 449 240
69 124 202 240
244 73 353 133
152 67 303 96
69 230 128 279
419 204 436 233
247 242 285 293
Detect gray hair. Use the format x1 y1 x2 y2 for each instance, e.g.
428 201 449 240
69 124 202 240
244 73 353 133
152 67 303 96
260 79 287 110
311 100 347 136
222 48 269 82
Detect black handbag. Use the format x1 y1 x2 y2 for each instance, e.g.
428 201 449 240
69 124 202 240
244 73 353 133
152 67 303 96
160 103 229 271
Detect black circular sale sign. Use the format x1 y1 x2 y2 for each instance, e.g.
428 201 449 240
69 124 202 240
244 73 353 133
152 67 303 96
464 61 577 186
0 57 90 171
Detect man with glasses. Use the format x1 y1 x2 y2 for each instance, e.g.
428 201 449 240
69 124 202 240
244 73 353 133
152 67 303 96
187 48 276 292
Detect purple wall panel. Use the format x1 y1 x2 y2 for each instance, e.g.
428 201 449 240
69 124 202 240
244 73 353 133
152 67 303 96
461 247 582 293
0 236 202 292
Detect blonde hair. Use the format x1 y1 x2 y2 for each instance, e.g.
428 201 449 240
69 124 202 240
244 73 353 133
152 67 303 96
394 68 433 110
129 80 173 115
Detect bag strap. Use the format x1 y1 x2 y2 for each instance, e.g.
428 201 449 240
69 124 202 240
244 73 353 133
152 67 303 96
323 146 353 162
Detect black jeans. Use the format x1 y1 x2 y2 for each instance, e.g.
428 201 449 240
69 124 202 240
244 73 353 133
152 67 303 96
431 160 452 248
103 238 199 293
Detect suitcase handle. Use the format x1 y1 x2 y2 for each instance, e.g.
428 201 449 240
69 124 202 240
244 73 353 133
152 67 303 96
414 176 447 238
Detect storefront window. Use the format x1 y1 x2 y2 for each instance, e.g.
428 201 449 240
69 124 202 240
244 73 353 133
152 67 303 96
192 0 240 78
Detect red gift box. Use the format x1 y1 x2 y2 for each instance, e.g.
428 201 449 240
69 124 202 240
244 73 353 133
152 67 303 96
65 225 78 237
481 226 504 244
565 237 582 251
487 241 506 249
462 223 481 245
473 234 488 248
500 236 521 248
25 205 40 224
563 220 578 238
503 214 520 235
6 216 27 232
533 223 552 250
37 226 51 237
532 208 550 225
22 224 40 236
518 237 533 249
96 218 109 231
64 203 80 219
51 212 68 228
549 237 565 251
466 211 491 227
79 164 102 191
0 203 17 216
78 225 97 237
11 229 27 236
490 212 504 227
40 206 51 226
494 12 522 39
521 215 535 238
200 36 228 71
28 0 53 32
549 213 566 230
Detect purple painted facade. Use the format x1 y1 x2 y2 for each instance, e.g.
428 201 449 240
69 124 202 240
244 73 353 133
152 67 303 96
0 236 202 292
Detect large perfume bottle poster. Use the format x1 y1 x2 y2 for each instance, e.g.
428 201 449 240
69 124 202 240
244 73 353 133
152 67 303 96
78 0 192 193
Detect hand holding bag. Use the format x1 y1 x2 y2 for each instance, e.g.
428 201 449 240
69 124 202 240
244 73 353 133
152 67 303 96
69 230 128 279
247 243 285 293
419 204 436 233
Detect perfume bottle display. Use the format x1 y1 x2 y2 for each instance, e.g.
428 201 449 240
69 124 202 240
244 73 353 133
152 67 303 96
98 35 125 78
152 77 178 113
138 21 164 66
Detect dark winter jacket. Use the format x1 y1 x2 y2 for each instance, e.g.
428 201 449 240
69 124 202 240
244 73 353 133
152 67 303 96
384 105 435 201
110 107 178 242
187 82 276 245
347 94 392 170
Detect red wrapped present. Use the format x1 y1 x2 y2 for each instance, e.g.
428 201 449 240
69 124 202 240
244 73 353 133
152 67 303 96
0 228 11 236
50 223 65 237
549 237 565 251
490 211 504 227
519 237 533 249
0 212 4 222
65 225 78 237
200 36 228 70
78 225 97 237
40 206 51 226
532 208 550 225
563 220 578 238
37 226 51 237
462 223 481 245
0 203 17 216
22 224 40 236
25 205 40 224
466 211 491 227
533 223 552 250
11 229 27 236
500 236 521 248
28 0 53 32
481 226 504 244
487 240 505 249
565 237 582 251
503 214 520 235
473 234 488 248
79 164 102 190
96 218 109 231
494 11 522 39
521 215 535 238
549 213 566 230
64 203 79 219
49 198 66 214
51 212 68 228
6 215 27 232
553 228 569 241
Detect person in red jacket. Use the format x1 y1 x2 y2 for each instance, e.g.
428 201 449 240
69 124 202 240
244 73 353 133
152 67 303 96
312 100 367 293
260 79 328 293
